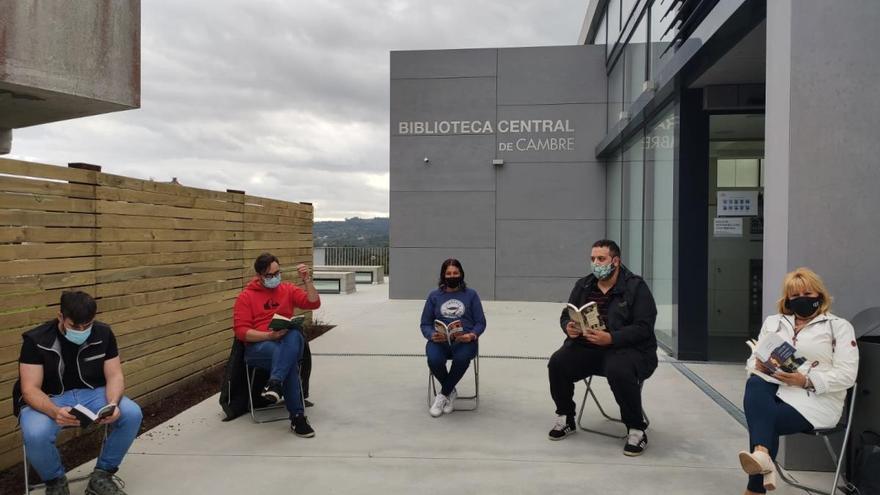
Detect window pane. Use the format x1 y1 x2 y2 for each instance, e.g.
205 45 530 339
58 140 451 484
644 105 676 347
607 0 621 56
594 5 607 46
608 59 624 129
622 135 644 274
625 12 648 107
717 159 736 187
650 0 678 81
606 152 623 244
735 159 759 187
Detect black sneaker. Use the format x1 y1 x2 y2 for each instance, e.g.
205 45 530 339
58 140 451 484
45 475 70 495
291 415 315 438
261 379 283 404
85 468 127 495
548 415 576 440
624 428 647 456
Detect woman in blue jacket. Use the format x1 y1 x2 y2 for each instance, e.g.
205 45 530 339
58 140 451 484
420 258 486 417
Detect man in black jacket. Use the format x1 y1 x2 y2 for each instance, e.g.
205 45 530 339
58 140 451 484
547 239 657 456
14 291 142 495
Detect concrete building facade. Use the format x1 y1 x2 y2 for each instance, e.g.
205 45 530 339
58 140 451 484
390 0 880 365
0 0 141 153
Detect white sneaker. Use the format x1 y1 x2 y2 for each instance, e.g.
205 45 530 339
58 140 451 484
443 389 457 414
429 394 448 417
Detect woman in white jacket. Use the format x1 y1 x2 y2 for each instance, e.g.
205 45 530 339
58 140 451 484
739 267 858 494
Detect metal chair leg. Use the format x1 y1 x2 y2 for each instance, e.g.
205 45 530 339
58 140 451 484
245 365 288 424
577 376 649 439
426 354 479 411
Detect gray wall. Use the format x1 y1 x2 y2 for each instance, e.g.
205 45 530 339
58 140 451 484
0 0 141 131
764 0 880 321
390 46 607 301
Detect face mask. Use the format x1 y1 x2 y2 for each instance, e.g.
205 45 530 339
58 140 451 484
444 277 462 289
262 275 281 289
591 261 616 280
64 325 92 346
787 296 822 318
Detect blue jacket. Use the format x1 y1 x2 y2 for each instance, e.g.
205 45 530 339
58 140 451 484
419 287 486 339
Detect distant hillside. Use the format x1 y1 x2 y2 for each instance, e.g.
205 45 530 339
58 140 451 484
314 217 389 247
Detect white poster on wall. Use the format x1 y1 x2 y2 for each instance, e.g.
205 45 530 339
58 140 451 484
714 217 743 237
717 190 759 216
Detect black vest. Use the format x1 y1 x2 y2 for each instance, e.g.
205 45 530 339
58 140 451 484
12 320 114 417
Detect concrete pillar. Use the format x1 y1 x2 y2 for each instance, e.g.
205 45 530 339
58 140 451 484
765 0 880 471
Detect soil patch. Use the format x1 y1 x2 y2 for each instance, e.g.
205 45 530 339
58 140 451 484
0 324 334 493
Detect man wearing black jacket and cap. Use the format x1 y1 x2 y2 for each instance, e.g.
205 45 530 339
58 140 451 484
547 239 657 456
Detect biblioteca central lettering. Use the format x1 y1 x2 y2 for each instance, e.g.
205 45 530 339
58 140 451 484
398 119 575 135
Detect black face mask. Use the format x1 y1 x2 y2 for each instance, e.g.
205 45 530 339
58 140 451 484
444 277 462 289
786 296 822 318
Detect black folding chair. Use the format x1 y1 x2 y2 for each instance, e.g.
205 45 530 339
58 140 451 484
577 375 649 439
427 348 479 412
774 383 857 495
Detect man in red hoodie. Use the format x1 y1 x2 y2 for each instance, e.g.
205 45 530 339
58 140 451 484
233 252 321 437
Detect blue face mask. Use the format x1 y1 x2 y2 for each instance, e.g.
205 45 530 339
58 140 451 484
262 275 281 289
64 325 92 346
591 261 616 280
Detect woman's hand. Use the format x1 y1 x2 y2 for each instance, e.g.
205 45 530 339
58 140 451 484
431 332 447 343
454 332 477 343
773 370 807 388
754 359 772 374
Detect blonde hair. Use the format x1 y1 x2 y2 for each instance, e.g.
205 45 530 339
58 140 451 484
776 267 833 315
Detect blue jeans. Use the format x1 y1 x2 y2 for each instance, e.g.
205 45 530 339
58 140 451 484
19 388 142 481
245 330 305 416
426 340 478 396
743 375 814 493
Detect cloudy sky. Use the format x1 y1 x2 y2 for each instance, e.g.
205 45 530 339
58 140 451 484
10 0 586 220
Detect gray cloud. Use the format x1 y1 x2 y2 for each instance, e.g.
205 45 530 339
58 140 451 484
11 0 586 219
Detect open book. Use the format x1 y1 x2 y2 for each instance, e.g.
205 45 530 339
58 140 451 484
746 332 806 382
70 403 116 427
434 319 463 345
268 314 306 331
566 302 606 334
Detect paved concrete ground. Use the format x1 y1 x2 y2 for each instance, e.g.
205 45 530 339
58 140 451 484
54 282 835 494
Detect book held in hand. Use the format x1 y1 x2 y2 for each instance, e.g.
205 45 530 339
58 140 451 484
268 314 306 331
434 319 463 345
746 332 806 382
565 302 606 334
70 403 116 427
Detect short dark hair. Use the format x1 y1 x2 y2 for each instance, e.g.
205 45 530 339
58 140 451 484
592 239 621 259
438 258 467 290
60 291 97 325
254 252 279 275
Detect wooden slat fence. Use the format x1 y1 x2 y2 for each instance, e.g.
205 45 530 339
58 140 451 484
0 158 313 469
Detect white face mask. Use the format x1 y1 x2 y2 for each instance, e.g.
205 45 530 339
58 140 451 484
262 274 281 289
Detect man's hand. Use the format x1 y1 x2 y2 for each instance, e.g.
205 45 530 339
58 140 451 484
431 332 447 343
296 264 311 282
54 407 80 427
454 333 477 343
97 403 121 425
565 321 582 338
269 329 289 340
584 329 612 347
773 370 807 388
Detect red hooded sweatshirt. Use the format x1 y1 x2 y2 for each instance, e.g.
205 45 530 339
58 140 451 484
232 277 321 342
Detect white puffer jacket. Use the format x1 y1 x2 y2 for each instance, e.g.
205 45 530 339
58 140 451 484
746 313 859 429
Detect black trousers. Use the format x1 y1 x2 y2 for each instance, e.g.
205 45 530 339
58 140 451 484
548 343 654 430
300 342 312 399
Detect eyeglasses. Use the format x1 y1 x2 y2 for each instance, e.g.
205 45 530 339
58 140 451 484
263 270 282 278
